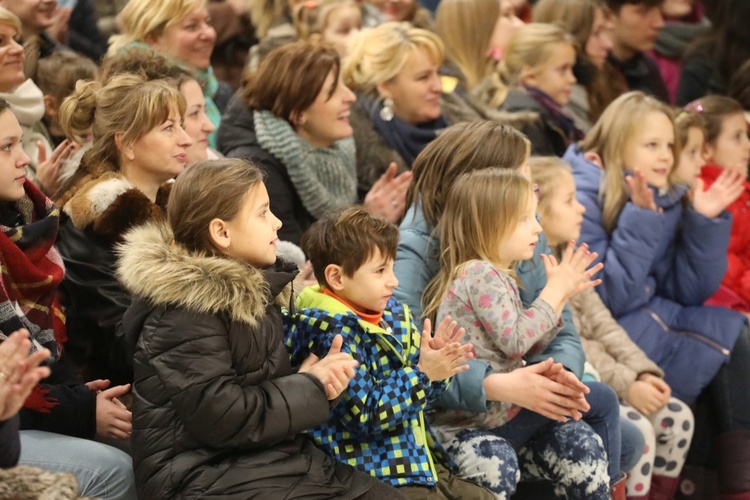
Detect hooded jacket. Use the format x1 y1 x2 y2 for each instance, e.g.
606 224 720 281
564 144 747 403
286 286 448 487
117 222 373 499
500 88 570 157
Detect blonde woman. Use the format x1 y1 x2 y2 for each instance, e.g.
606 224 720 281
101 47 218 164
109 0 227 147
55 74 192 386
344 22 452 193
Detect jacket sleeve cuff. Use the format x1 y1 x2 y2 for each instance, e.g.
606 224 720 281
432 359 492 412
271 373 330 435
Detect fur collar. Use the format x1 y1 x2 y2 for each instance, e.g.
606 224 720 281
117 221 287 327
58 167 171 243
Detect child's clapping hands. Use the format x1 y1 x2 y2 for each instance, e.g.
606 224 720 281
417 316 474 382
540 241 603 316
299 335 359 400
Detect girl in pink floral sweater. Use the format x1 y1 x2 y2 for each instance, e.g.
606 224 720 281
422 168 619 499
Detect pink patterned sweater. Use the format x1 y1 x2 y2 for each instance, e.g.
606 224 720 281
432 260 561 431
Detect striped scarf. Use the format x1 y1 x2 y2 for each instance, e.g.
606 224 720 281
0 181 66 412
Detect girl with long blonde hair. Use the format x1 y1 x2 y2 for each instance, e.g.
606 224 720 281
563 91 750 497
424 167 614 498
496 23 581 156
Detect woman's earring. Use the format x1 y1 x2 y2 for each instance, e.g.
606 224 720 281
380 98 394 122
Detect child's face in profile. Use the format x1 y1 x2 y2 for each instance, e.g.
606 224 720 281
522 43 577 106
704 113 750 178
322 5 362 57
623 111 674 189
497 192 542 267
673 126 704 186
336 249 398 314
222 183 282 268
539 170 585 247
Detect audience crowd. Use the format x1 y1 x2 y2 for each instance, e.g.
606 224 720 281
1 0 749 498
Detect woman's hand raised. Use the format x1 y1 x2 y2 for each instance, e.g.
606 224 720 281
363 163 413 223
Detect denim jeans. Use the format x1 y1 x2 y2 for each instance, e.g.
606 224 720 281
19 430 137 499
494 381 624 485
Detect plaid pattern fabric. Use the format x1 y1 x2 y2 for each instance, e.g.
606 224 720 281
0 181 66 413
285 286 451 486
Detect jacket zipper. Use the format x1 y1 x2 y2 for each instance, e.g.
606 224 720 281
377 314 439 484
646 308 731 356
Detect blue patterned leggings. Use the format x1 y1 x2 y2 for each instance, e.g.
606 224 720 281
439 419 611 499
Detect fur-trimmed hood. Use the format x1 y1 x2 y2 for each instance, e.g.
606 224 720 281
56 161 171 243
116 221 296 327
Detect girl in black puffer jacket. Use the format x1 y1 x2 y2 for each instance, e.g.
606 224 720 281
117 158 404 499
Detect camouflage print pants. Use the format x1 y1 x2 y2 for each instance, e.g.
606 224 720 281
440 419 611 500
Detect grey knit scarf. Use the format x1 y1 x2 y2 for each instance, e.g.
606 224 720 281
253 110 357 219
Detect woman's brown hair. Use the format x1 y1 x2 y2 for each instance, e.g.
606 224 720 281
406 120 530 227
168 158 265 256
242 41 341 123
100 46 194 86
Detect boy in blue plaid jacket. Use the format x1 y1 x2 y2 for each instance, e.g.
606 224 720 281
285 207 493 498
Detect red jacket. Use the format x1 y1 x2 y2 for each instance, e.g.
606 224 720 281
701 164 750 312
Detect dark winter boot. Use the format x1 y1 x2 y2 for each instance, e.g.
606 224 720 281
675 466 718 500
718 430 750 499
649 475 681 500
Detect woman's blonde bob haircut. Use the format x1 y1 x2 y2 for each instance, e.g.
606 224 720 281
59 73 186 170
0 7 21 33
108 0 206 55
435 0 499 90
423 168 535 321
343 22 444 95
581 91 676 234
